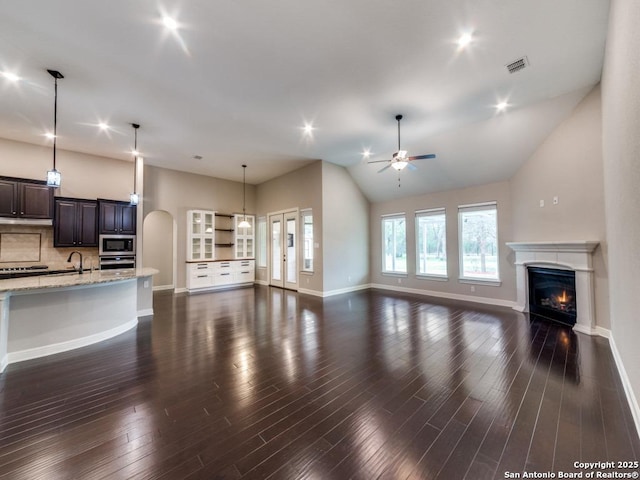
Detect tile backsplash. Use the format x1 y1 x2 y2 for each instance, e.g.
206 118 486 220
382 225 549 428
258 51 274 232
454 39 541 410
0 225 99 269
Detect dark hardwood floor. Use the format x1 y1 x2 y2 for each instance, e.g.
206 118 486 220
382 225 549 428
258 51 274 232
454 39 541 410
0 286 638 479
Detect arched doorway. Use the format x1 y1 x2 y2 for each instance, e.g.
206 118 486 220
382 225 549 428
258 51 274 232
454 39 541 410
142 210 175 290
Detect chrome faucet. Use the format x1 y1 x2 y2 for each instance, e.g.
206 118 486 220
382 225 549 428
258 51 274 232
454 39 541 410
67 251 84 274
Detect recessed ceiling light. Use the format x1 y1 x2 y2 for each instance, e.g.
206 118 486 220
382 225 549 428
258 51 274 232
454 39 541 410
1 71 20 82
303 123 314 135
98 122 110 130
163 16 178 31
362 149 371 159
496 101 509 111
457 33 473 48
44 132 56 140
132 149 140 156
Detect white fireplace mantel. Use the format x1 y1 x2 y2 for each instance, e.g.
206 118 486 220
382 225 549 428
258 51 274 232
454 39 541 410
506 241 600 335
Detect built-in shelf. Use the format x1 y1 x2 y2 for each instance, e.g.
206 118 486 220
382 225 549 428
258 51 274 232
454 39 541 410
215 243 235 247
215 228 234 232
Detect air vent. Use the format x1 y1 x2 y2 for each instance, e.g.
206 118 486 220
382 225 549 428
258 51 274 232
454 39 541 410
192 155 203 160
506 56 529 74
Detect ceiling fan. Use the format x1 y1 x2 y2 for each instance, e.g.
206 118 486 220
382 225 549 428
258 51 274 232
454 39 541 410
368 114 436 173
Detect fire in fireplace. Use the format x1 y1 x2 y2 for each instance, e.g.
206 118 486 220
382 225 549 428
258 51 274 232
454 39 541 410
527 267 577 326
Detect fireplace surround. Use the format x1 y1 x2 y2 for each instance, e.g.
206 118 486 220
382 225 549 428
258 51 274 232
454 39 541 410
506 241 599 335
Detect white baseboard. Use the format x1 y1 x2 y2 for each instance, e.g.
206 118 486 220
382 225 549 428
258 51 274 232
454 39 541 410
607 333 640 440
370 283 517 308
298 284 372 298
153 285 174 292
255 280 269 286
0 355 7 374
137 308 154 317
6 317 138 366
174 287 188 294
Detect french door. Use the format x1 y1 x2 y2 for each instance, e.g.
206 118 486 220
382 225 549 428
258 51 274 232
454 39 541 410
269 210 298 290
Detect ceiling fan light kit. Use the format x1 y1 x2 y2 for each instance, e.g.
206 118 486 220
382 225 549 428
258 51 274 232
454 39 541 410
367 114 436 177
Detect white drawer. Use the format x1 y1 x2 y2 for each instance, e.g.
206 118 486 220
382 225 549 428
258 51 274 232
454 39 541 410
213 271 234 286
235 269 255 283
189 273 212 289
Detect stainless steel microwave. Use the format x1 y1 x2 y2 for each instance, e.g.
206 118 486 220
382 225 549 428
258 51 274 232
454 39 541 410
99 235 136 256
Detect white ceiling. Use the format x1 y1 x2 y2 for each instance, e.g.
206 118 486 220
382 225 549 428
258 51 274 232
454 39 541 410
0 0 609 202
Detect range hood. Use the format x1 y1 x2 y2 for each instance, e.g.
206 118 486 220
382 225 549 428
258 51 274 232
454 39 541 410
0 217 53 226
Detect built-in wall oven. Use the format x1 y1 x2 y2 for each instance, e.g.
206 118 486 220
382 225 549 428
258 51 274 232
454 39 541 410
99 235 136 270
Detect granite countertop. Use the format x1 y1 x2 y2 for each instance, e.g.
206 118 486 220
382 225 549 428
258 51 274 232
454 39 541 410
0 267 158 293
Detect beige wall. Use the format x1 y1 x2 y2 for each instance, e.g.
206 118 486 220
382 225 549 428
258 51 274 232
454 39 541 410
322 162 370 292
0 137 133 201
142 210 174 288
602 0 640 428
143 165 256 291
510 85 609 329
370 181 515 303
255 161 323 292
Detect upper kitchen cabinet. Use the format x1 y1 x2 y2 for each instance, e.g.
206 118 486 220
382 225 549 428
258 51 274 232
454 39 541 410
54 197 98 247
98 199 136 235
0 177 54 219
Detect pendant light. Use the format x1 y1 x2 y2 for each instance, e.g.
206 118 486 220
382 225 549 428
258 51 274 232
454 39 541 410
46 69 64 187
130 123 140 205
238 164 251 229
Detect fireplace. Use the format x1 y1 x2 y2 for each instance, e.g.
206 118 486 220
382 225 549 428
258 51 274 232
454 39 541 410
506 241 598 335
528 267 576 326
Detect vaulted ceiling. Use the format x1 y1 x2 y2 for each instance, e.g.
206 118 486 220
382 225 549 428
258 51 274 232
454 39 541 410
0 1 609 202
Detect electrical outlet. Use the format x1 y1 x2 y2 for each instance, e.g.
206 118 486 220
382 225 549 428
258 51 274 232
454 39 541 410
553 196 559 205
398 278 402 284
144 280 149 288
348 275 351 282
539 199 544 207
470 285 475 292
306 278 309 284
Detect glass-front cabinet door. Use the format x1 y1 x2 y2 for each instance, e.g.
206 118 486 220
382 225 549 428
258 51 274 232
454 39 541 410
188 210 215 261
234 214 255 259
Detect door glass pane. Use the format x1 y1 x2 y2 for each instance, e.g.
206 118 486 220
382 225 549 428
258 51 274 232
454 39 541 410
192 212 201 234
286 218 296 284
272 220 281 281
204 238 213 259
192 238 201 259
204 213 213 234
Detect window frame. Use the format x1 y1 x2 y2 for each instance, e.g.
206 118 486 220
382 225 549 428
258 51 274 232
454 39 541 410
301 209 314 273
381 213 408 275
458 202 500 285
256 216 267 268
415 208 448 280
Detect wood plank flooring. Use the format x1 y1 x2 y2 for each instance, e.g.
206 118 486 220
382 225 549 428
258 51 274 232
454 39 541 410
0 286 638 479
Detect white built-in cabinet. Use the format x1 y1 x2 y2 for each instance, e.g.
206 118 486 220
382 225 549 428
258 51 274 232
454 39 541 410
234 214 255 259
187 210 215 261
186 209 255 292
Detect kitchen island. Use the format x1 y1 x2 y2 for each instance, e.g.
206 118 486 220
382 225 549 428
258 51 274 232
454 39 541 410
0 267 157 373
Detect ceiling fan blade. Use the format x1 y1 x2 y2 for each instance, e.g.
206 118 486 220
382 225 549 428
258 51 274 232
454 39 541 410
408 153 436 161
377 164 392 173
367 159 392 164
407 162 417 171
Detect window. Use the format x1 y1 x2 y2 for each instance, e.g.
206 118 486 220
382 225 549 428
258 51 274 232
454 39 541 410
382 214 407 274
458 203 499 281
301 210 313 272
256 216 267 268
416 208 447 277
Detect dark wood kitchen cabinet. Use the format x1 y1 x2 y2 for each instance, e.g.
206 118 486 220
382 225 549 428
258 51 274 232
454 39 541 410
0 177 54 219
54 198 98 247
98 200 136 235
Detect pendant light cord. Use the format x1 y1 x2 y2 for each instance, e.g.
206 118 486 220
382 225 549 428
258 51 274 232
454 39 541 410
242 164 247 219
132 123 140 195
53 76 58 170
